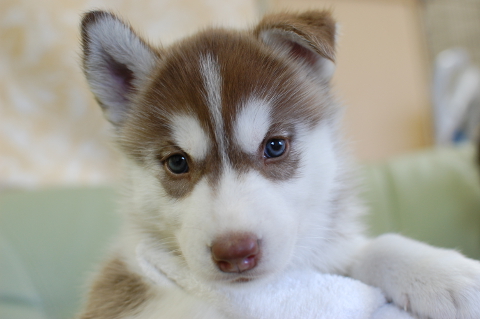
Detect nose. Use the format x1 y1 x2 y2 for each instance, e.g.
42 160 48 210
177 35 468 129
211 232 260 273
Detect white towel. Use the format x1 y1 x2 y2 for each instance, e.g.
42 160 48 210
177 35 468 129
136 242 415 319
217 269 415 319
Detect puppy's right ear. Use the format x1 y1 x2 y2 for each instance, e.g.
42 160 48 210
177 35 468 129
254 11 337 83
81 11 159 125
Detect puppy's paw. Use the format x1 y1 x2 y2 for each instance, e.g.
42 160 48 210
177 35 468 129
390 251 480 319
351 234 480 319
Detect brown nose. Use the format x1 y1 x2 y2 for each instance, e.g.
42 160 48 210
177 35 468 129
211 232 260 273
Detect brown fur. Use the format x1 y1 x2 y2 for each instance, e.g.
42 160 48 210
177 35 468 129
254 11 336 62
118 26 336 198
79 9 340 317
78 258 152 319
81 10 337 199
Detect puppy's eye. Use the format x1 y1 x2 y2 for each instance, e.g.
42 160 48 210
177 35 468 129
166 154 189 174
264 139 287 158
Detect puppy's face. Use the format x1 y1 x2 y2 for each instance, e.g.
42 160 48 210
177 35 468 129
82 11 345 284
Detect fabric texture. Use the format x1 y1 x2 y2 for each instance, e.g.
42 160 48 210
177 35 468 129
362 144 480 260
0 0 257 189
210 270 413 319
1 145 479 318
0 236 47 319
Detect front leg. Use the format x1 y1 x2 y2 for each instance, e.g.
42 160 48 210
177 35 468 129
350 234 480 319
78 255 226 319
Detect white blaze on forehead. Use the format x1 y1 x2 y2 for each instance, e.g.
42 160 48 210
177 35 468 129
234 98 272 154
170 114 210 160
200 54 226 158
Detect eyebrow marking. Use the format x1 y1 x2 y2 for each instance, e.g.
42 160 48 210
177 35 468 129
170 114 210 160
200 54 226 162
234 97 272 154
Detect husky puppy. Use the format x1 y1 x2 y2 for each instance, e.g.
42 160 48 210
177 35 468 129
79 10 480 319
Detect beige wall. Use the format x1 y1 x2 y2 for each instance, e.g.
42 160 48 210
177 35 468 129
269 0 432 161
1 0 431 188
0 0 259 189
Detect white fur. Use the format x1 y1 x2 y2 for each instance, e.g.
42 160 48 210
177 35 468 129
120 94 480 319
234 98 271 155
116 67 480 319
180 166 298 281
83 13 480 319
351 234 480 319
281 123 363 273
170 114 210 160
200 54 226 159
84 13 157 123
166 121 349 283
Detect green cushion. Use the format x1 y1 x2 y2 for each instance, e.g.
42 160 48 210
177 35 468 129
0 187 119 319
1 145 480 318
362 144 480 259
0 235 47 319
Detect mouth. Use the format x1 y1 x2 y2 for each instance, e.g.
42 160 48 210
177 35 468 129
137 240 269 288
232 277 253 283
214 270 265 284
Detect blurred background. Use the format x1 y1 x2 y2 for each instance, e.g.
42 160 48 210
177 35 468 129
2 0 480 189
3 1 480 318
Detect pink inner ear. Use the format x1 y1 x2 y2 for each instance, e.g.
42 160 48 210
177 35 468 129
104 49 135 98
287 41 319 67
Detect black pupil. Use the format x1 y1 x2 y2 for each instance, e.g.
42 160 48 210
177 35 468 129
265 139 286 158
167 155 188 174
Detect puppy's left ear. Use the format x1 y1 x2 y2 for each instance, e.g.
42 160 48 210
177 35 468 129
255 11 337 82
81 11 160 125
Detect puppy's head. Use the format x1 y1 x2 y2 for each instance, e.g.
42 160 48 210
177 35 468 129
82 11 352 284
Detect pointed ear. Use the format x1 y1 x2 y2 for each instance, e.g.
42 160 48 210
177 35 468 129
254 11 337 82
81 11 160 125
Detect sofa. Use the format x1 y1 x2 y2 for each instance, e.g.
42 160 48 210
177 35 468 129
1 144 479 319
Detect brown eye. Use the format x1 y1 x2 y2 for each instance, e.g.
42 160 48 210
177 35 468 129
166 154 189 174
264 139 287 158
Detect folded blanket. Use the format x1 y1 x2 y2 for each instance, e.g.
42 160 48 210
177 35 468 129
137 242 415 319
217 270 415 319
